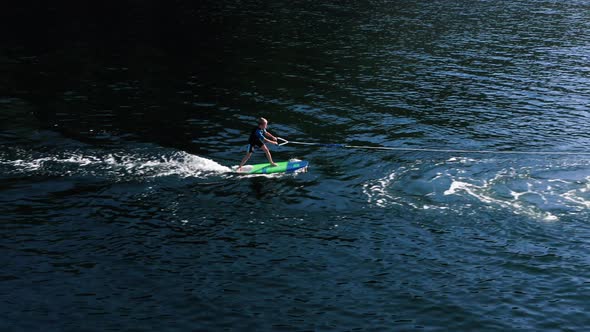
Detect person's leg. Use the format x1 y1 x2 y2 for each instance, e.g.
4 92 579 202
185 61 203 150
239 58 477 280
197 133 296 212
261 145 277 166
238 152 252 171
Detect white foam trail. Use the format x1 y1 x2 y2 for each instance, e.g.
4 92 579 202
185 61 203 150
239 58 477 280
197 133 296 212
0 150 232 179
152 153 232 178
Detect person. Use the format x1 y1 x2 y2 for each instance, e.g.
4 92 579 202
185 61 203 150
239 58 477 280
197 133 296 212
238 117 279 171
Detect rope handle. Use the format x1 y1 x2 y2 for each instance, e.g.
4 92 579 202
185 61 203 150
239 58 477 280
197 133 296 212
277 137 289 146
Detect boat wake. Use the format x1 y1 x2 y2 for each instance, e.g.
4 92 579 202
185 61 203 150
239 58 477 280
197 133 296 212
363 157 590 221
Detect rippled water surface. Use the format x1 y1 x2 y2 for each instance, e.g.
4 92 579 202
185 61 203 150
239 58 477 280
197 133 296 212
2 1 590 330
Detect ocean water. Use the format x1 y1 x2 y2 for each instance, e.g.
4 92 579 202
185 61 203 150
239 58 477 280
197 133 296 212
2 1 590 330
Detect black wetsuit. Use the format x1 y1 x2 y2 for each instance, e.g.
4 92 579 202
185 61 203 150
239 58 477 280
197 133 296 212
247 127 266 153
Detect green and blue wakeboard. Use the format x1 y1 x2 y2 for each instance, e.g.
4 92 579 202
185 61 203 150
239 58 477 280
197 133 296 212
238 160 309 174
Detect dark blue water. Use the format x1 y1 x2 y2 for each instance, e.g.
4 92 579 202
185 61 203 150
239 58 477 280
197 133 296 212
2 1 590 330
